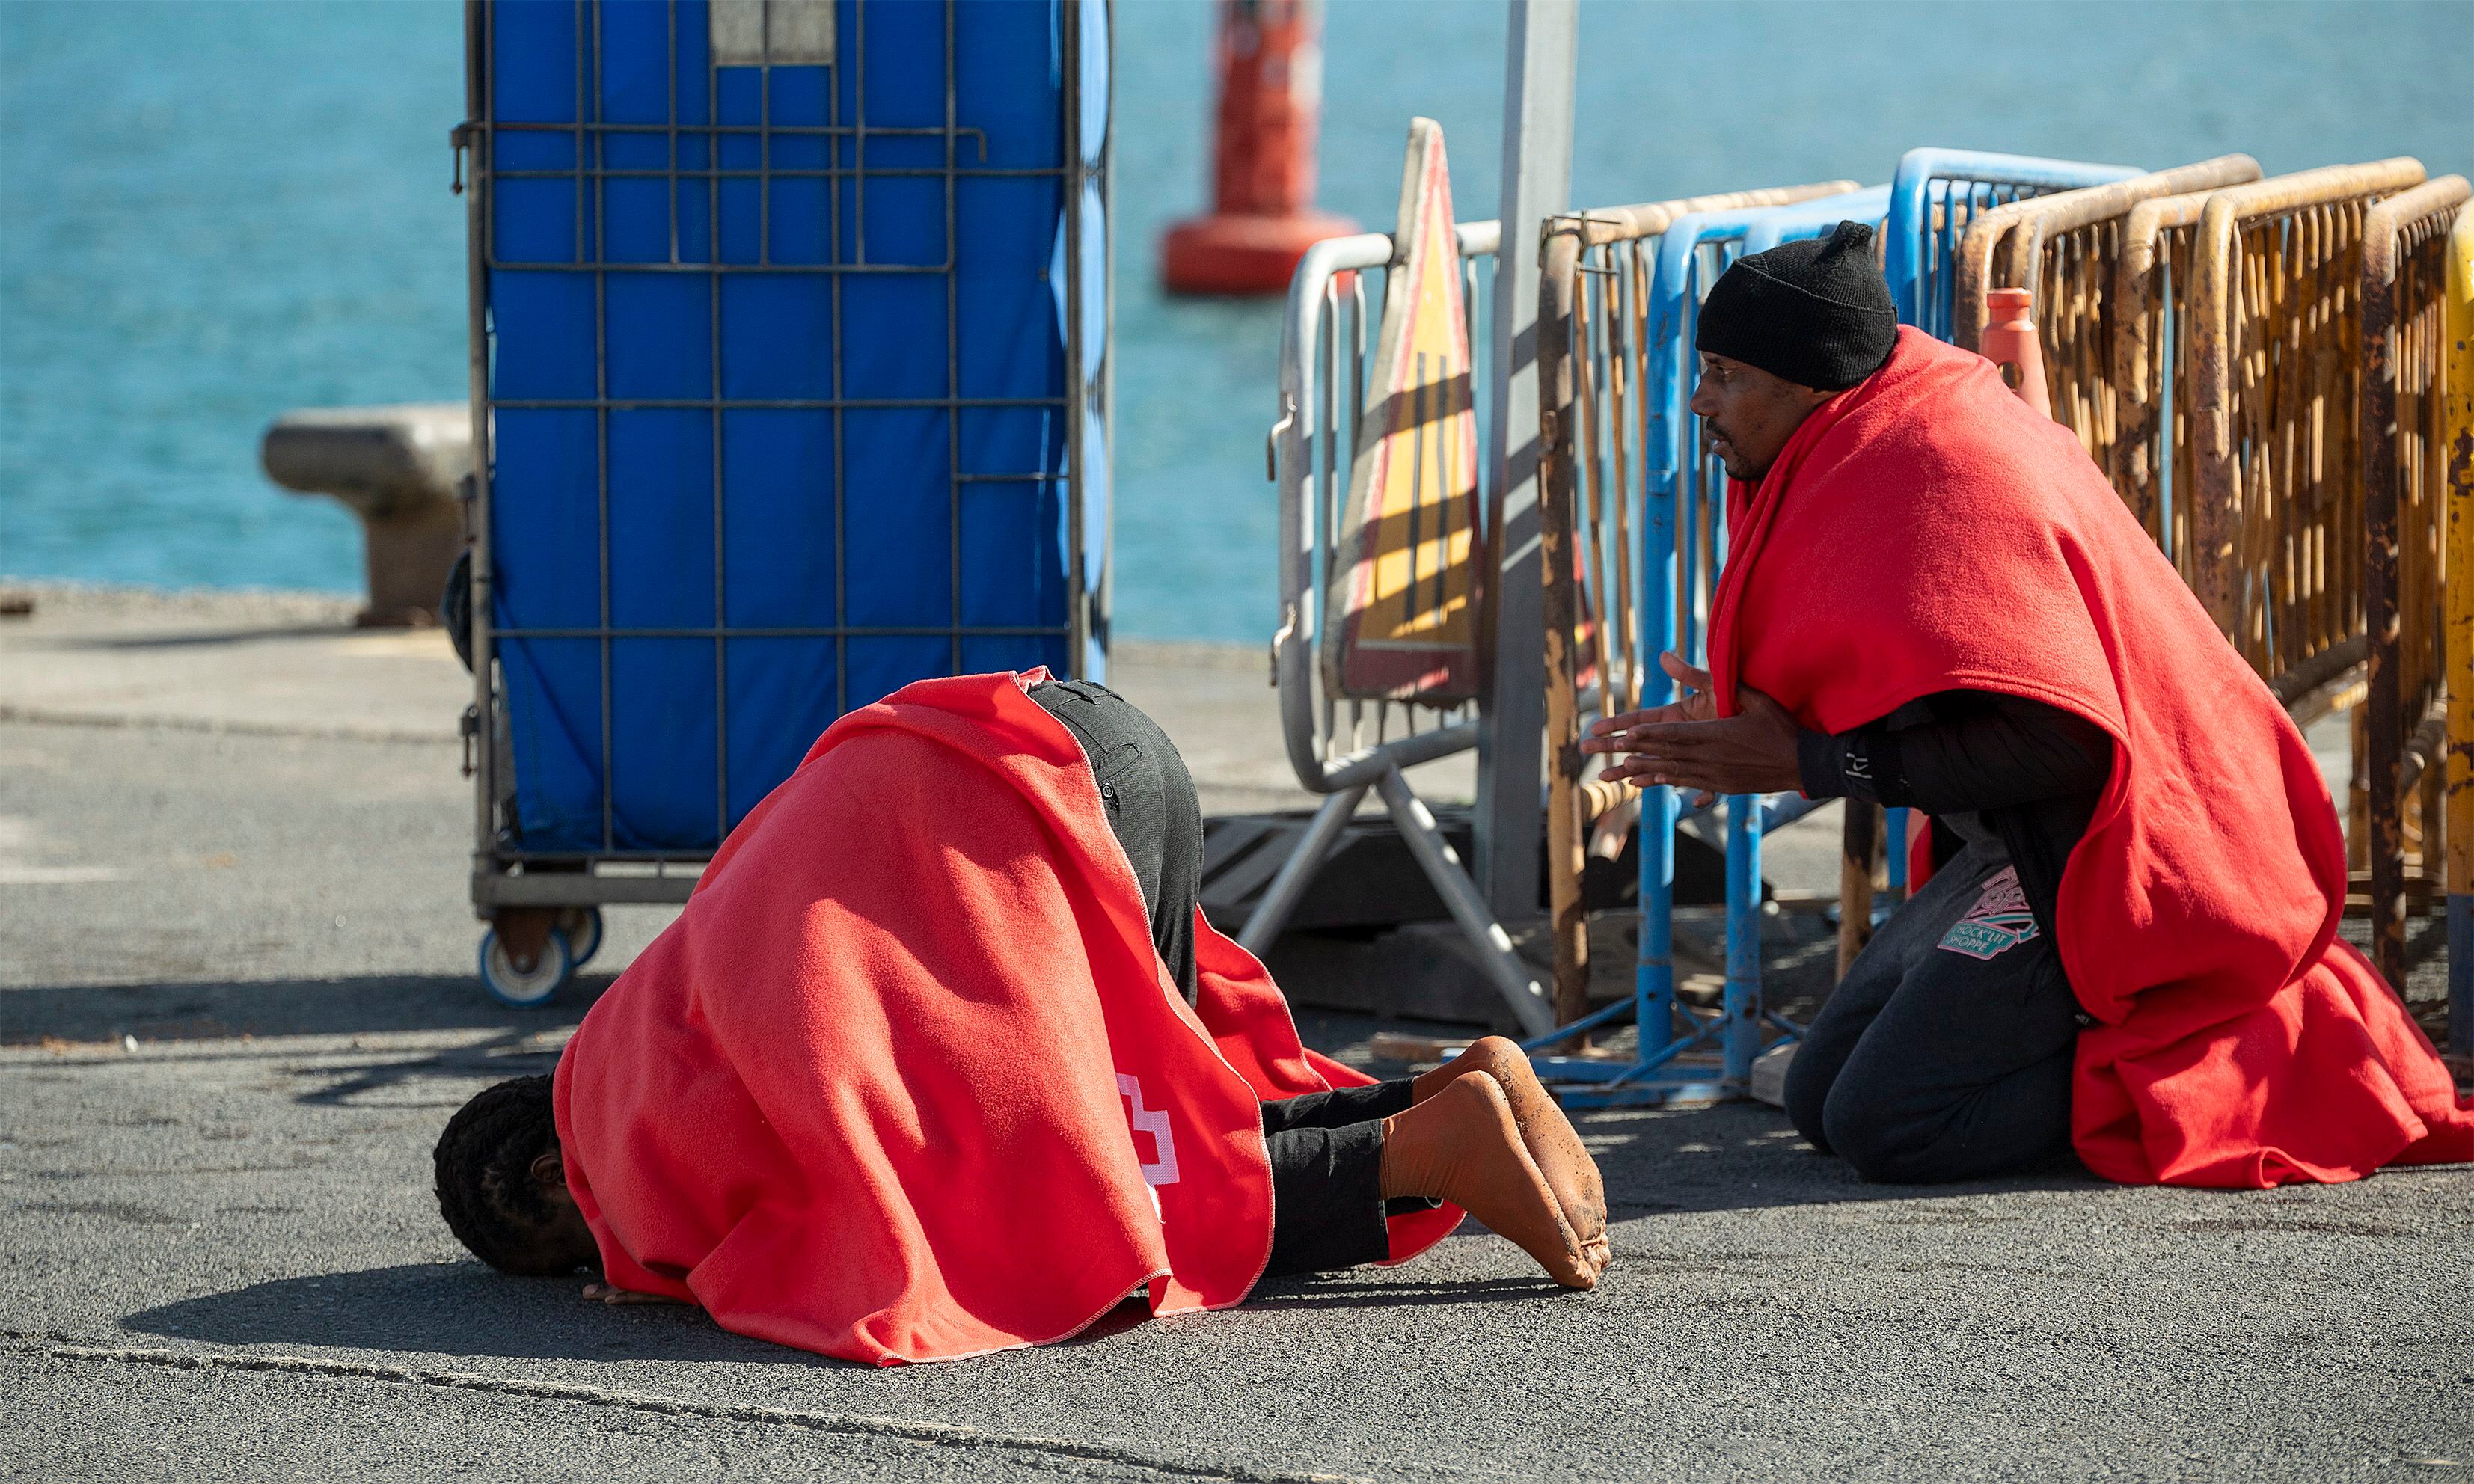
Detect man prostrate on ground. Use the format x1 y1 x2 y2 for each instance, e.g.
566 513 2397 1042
435 675 1607 1365
1584 221 2474 1189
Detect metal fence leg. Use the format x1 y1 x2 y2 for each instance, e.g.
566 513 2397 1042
1723 791 1764 1083
1374 764 1557 1037
1884 805 1911 902
1637 779 1677 1064
1237 782 1368 957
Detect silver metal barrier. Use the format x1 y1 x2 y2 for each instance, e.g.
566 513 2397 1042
1251 220 1559 1034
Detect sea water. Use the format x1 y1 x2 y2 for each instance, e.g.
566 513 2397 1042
2 0 2467 640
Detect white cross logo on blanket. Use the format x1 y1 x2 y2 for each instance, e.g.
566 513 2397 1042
1117 1073 1181 1187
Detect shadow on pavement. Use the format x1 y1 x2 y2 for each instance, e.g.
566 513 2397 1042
0 974 613 1046
1581 1098 2104 1216
119 1263 836 1367
286 1034 570 1108
78 624 366 651
122 1266 1572 1366
1244 1273 1564 1310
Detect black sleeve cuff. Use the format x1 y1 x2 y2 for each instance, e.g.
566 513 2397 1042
1798 728 1911 806
1796 729 1846 800
1864 731 1911 806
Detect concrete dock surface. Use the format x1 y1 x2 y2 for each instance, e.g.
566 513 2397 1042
2 584 2467 1482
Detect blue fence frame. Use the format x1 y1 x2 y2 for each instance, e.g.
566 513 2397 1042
1874 149 2136 890
1883 147 2140 341
1736 184 1892 255
1524 152 2143 1104
1527 187 1879 1106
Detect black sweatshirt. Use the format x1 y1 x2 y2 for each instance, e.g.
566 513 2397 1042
1795 690 2114 939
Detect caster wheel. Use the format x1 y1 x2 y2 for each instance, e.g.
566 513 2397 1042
558 906 605 969
480 927 574 1008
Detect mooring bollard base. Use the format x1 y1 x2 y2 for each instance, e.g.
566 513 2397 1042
354 510 463 628
262 402 471 628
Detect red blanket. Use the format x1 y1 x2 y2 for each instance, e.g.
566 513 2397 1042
1710 327 2474 1187
552 672 1459 1364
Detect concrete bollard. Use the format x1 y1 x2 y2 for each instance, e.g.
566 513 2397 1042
262 403 471 627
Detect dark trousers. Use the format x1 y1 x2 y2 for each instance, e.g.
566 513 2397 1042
1027 678 1401 1273
1027 678 1203 1001
1259 1080 1416 1276
1783 835 2082 1183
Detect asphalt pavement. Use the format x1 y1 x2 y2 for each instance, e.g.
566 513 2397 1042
1 586 2467 1482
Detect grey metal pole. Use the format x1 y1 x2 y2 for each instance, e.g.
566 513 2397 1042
1064 0 1089 676
1377 764 1557 1038
1475 0 1576 922
1237 782 1367 957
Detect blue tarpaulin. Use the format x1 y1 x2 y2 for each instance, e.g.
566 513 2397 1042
481 0 1104 853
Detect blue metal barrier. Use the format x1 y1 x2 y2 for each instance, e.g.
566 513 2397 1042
1735 184 1893 254
1869 153 2134 911
1883 148 2140 342
1528 155 2140 1100
1528 188 1876 1106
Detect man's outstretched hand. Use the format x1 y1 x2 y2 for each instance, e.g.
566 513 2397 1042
1580 651 1805 807
581 1281 693 1307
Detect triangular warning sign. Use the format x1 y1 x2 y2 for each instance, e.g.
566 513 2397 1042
1323 117 1483 704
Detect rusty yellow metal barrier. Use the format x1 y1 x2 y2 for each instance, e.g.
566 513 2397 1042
1949 157 2260 479
2445 202 2474 1059
2188 160 2427 678
1537 181 1857 1025
2363 176 2474 986
2116 163 2417 596
2099 162 2423 901
2113 186 2222 562
1954 156 2261 350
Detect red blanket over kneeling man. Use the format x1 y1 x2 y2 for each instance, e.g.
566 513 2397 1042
1710 326 2474 1189
553 672 1460 1364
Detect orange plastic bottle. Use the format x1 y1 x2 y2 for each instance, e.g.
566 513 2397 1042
1980 286 2053 420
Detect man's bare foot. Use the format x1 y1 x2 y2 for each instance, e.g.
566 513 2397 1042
1381 1073 1597 1288
1413 1037 1608 1268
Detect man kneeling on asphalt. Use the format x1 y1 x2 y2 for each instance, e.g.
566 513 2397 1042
435 673 1607 1365
1584 222 2473 1190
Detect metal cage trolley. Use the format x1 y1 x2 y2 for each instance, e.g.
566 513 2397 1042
455 0 1112 1004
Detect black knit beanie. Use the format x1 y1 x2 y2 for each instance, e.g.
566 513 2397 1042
1695 220 1898 391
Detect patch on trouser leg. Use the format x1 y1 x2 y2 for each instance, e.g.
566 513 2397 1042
1936 865 2042 960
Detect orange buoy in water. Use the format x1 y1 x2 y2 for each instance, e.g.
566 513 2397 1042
1980 286 2053 420
1160 0 1355 296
